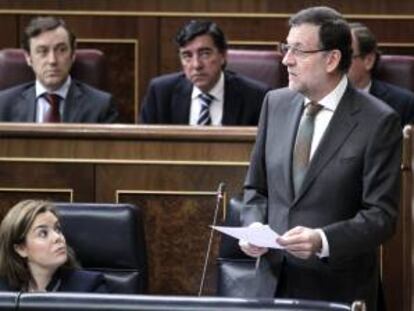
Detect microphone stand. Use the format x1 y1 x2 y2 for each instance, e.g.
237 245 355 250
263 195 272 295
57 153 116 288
198 182 226 296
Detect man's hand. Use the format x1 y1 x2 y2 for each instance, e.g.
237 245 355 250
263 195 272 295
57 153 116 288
277 226 322 259
238 222 269 258
239 239 269 257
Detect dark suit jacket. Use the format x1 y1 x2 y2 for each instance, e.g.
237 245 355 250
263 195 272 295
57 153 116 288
140 71 271 125
0 80 118 123
370 79 414 126
0 268 108 293
241 85 401 310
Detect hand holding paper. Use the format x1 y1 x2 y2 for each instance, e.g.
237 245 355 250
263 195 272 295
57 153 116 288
212 224 284 249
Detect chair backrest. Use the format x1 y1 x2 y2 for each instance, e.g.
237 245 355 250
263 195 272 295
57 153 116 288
227 49 287 89
54 203 147 294
216 194 257 297
0 48 107 91
375 54 414 92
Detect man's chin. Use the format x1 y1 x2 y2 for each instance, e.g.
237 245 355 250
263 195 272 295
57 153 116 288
193 82 210 93
43 78 65 91
288 82 300 92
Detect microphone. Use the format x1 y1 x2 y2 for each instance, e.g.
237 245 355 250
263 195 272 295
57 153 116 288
15 290 23 309
198 182 226 296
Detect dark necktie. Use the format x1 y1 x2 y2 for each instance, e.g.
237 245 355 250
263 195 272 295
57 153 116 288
43 93 61 123
197 93 214 125
292 102 323 196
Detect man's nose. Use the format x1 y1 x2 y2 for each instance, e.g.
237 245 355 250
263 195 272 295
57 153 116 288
190 55 203 69
46 51 57 63
282 50 294 66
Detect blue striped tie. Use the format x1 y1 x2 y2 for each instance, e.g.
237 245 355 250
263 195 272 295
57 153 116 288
197 93 214 125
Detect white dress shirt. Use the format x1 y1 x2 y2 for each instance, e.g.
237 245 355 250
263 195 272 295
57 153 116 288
35 76 71 122
189 72 224 125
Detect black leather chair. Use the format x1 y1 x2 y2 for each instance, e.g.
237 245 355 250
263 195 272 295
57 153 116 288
375 54 414 92
54 203 147 294
216 194 257 297
17 293 358 310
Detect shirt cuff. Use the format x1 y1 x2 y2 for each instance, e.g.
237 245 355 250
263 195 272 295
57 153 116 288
315 228 330 258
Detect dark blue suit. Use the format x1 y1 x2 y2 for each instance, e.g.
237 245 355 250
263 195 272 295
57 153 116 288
0 80 118 123
0 269 108 293
140 71 270 125
370 79 414 126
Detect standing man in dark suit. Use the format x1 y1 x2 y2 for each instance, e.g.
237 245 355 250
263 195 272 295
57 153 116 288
348 22 414 126
140 20 270 126
239 7 401 310
0 16 118 123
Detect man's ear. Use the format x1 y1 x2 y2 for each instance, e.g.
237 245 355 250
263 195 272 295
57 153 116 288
220 49 227 68
71 47 76 64
326 49 341 73
14 243 28 258
24 51 32 68
363 52 376 72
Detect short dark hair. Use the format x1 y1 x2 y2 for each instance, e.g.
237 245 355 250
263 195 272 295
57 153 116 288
175 20 227 53
349 22 380 73
289 6 352 73
22 16 76 53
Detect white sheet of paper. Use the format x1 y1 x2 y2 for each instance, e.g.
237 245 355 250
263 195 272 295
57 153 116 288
212 224 284 249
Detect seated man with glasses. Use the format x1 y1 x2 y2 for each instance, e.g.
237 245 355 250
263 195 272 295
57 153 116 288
139 20 271 126
347 22 414 126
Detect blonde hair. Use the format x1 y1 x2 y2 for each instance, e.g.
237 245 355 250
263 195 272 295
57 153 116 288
0 200 78 290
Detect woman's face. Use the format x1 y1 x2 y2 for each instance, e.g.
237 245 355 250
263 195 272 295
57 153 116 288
14 211 67 275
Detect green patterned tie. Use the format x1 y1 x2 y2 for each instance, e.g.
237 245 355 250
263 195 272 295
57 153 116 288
292 102 323 196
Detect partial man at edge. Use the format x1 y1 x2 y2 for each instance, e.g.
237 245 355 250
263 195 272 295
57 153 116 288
348 22 414 127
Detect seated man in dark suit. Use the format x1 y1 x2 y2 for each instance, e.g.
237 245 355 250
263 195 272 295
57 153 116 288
348 22 414 126
0 16 118 123
140 20 271 126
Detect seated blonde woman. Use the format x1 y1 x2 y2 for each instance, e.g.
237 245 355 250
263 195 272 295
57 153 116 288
0 200 108 292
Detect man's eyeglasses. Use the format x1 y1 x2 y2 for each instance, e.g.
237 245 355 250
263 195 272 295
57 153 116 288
279 43 330 58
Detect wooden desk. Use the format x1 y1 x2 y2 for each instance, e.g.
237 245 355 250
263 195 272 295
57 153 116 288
0 123 410 311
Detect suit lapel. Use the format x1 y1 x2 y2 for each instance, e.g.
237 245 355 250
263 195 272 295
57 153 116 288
283 94 305 201
171 77 192 124
293 86 360 203
63 82 83 122
222 72 242 125
18 86 36 122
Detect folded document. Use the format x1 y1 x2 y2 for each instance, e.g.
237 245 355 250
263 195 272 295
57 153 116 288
212 224 284 249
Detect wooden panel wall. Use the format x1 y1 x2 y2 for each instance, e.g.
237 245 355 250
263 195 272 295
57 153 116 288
0 1 414 14
0 1 412 122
